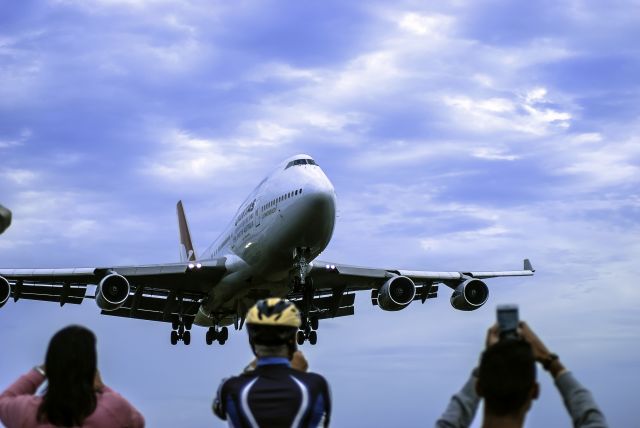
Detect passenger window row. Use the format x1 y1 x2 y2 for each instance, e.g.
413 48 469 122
261 188 303 212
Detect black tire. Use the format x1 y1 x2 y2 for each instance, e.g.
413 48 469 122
308 330 317 345
311 318 319 330
185 318 193 330
183 330 191 345
170 330 178 345
171 318 179 331
218 339 226 346
220 326 229 341
205 330 213 345
297 330 305 345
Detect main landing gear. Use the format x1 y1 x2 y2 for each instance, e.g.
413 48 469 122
205 326 229 346
293 247 319 346
297 316 319 345
170 316 193 346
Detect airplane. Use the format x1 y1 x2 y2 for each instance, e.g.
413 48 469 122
0 154 534 346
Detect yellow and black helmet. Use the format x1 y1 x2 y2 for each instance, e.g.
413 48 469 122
246 298 302 328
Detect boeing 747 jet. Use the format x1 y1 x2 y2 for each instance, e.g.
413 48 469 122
0 154 534 346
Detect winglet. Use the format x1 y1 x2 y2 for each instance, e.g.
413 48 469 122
524 259 534 272
177 200 197 262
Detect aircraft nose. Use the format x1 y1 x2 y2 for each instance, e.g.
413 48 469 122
302 182 336 218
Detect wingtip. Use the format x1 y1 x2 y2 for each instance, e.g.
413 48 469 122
524 259 535 272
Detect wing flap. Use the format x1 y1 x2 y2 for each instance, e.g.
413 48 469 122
9 282 88 305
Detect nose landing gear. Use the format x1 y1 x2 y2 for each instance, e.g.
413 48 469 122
292 247 321 346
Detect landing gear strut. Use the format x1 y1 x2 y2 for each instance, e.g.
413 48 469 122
206 326 228 346
170 316 192 346
292 247 320 345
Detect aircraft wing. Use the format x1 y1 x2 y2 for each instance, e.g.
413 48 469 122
287 259 534 320
0 259 227 323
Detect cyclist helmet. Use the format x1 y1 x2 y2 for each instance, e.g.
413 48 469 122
246 298 301 346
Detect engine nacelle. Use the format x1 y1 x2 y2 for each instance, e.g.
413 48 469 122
450 279 489 311
377 276 416 311
0 276 10 309
96 274 130 311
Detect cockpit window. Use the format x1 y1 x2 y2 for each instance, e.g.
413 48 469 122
285 159 318 169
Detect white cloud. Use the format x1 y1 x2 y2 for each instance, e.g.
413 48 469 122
1 168 39 185
248 62 323 83
472 147 519 161
420 225 510 251
442 87 573 136
397 12 454 37
142 129 248 182
525 87 547 103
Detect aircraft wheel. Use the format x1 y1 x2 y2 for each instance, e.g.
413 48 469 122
170 330 178 345
218 339 226 346
310 318 319 330
171 317 180 330
297 330 305 345
220 326 229 341
205 329 214 345
183 330 191 345
308 330 317 345
185 319 193 330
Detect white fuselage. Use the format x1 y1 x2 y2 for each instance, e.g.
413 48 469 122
194 154 336 326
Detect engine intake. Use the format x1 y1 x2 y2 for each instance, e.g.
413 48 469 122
450 278 489 311
96 274 130 311
0 276 10 309
377 276 416 311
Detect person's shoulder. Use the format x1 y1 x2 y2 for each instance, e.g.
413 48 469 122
218 372 259 392
95 387 143 425
291 371 330 388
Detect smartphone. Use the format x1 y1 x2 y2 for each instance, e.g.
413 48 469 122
497 304 519 340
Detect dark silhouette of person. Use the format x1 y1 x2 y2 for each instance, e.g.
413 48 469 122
436 322 607 428
213 298 331 427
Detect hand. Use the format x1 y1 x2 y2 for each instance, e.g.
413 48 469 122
93 369 104 391
518 322 552 362
291 351 309 372
485 324 500 349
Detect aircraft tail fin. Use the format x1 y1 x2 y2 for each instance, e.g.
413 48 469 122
177 200 197 262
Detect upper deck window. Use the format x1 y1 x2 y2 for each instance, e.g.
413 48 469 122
285 159 318 169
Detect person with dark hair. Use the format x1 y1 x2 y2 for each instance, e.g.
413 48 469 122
213 298 331 427
0 325 144 427
436 322 607 428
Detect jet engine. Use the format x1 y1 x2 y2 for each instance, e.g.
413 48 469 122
450 278 489 311
0 276 10 309
96 274 130 311
377 276 416 311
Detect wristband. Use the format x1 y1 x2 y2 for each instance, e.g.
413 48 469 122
542 353 559 371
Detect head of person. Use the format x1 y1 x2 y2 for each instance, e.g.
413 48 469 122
476 339 539 419
245 298 301 359
38 325 98 426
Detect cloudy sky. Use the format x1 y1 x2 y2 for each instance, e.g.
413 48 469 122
1 0 639 426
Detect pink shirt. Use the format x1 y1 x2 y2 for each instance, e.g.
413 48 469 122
0 369 145 428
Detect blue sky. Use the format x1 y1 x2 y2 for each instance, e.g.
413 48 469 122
1 0 638 426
